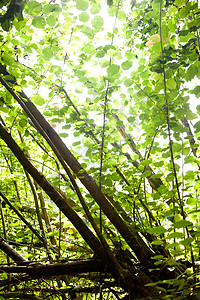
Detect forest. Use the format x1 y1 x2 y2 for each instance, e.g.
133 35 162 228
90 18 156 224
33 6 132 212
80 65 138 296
0 0 199 299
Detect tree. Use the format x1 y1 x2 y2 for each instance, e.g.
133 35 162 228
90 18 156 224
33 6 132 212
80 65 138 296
0 0 199 298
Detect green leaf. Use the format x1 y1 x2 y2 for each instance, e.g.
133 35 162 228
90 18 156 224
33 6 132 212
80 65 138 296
174 220 192 229
107 0 113 6
184 156 196 164
131 153 139 160
0 107 9 113
42 48 53 61
185 111 198 120
139 160 151 166
141 170 151 178
184 170 195 181
2 54 14 66
50 65 62 75
90 3 101 14
186 197 198 205
117 11 126 21
197 105 200 115
154 161 164 167
91 16 104 32
2 19 11 31
25 1 42 16
175 0 184 5
117 120 123 126
178 6 189 18
125 52 134 59
32 17 46 29
79 12 90 22
167 62 179 70
121 60 133 70
42 4 56 14
31 95 45 106
191 86 200 98
168 232 185 239
166 78 176 90
62 125 71 130
194 120 200 133
168 6 178 16
83 43 95 54
107 64 120 76
172 142 181 152
19 119 27 129
96 50 105 58
80 26 93 38
147 226 167 234
124 78 132 87
181 237 194 246
59 133 69 138
108 6 117 16
72 141 81 146
46 15 56 26
151 240 163 245
179 29 189 36
185 65 198 81
145 283 158 287
76 0 89 11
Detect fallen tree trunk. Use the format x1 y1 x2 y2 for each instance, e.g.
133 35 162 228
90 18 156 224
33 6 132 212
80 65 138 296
0 259 161 298
0 259 106 277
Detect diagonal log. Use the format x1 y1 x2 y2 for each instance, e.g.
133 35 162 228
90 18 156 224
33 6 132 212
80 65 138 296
0 236 29 264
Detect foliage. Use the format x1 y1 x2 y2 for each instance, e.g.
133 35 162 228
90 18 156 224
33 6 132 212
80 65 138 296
0 0 199 299
0 0 24 31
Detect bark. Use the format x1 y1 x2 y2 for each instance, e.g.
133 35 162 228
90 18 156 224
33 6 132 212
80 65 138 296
0 236 28 264
0 292 41 300
0 259 105 277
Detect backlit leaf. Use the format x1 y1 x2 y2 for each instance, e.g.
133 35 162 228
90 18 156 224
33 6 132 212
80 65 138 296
141 170 151 178
32 17 45 29
76 0 89 11
25 1 42 16
90 3 101 14
42 4 56 14
42 48 53 61
121 60 133 70
91 16 104 31
117 11 126 21
166 78 176 89
31 95 45 106
79 12 90 22
107 64 120 76
46 15 56 26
